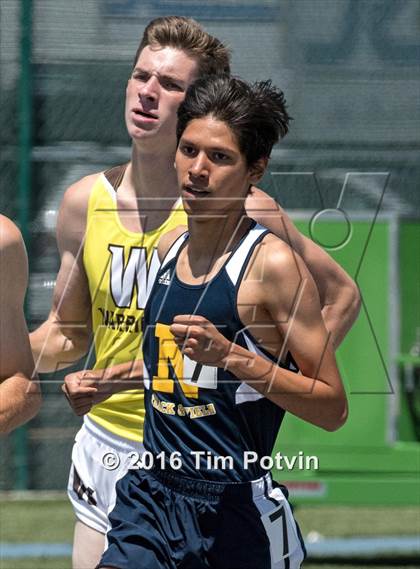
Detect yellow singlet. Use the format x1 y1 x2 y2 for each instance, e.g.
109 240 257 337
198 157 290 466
85 165 187 441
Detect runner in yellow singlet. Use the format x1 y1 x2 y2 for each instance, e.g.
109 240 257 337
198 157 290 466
83 165 186 441
30 16 360 569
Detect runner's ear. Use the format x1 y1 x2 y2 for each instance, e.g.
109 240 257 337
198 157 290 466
248 157 268 185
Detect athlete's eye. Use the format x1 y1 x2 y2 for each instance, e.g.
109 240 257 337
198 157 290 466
180 144 196 157
161 79 183 91
212 152 230 162
132 71 149 82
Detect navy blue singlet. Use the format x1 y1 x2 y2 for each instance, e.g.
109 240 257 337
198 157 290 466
142 222 298 482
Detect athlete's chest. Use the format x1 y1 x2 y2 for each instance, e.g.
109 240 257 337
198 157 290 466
84 230 161 312
148 268 239 333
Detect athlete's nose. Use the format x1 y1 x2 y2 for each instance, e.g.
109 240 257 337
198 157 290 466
139 75 159 103
188 152 209 180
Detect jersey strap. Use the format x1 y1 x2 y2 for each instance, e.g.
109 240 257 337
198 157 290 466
225 223 270 286
160 231 189 270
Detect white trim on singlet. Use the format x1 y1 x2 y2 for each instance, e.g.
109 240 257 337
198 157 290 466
143 360 150 390
235 332 266 405
160 232 188 270
225 223 268 286
100 172 118 202
172 197 183 209
144 247 161 308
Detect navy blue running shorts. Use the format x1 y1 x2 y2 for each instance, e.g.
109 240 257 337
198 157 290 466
98 468 306 569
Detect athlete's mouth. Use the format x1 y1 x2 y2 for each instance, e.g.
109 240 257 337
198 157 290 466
183 185 211 197
133 108 158 119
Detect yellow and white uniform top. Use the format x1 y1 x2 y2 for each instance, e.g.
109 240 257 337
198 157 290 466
84 164 186 441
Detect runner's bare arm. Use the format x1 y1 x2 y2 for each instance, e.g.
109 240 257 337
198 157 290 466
30 173 141 413
30 175 97 372
0 217 41 433
245 187 360 347
171 239 348 432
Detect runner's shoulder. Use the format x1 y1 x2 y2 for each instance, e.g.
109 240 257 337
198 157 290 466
61 171 104 216
157 226 187 262
0 215 28 296
0 215 23 250
56 170 105 246
255 232 303 282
